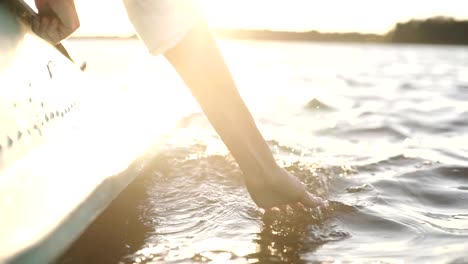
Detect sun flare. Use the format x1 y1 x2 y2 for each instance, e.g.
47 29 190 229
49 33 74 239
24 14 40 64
41 0 468 36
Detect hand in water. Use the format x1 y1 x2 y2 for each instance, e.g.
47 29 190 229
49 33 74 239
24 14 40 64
245 167 325 210
164 21 325 211
33 0 80 44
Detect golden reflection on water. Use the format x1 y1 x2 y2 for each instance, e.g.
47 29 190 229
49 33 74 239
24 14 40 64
57 39 468 263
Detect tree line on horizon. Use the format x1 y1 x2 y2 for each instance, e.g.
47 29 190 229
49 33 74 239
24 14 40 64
213 16 468 45
387 16 468 45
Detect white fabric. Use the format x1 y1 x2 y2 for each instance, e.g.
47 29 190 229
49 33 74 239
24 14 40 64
123 0 200 55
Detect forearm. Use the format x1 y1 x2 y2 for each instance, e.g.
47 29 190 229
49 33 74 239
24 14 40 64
164 21 279 182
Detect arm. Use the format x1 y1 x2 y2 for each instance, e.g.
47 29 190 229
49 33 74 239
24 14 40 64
164 20 323 209
33 0 80 44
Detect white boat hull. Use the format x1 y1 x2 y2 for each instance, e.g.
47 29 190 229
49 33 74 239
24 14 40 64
0 2 164 263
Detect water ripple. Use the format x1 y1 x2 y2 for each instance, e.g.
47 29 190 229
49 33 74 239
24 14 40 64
59 40 468 264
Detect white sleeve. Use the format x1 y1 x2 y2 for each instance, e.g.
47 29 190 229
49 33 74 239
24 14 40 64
123 0 201 56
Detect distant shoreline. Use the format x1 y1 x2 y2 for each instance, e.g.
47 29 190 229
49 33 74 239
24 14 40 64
212 29 384 43
71 17 468 46
70 31 383 43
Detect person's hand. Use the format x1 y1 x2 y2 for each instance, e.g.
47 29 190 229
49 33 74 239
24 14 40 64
33 0 80 44
244 167 325 210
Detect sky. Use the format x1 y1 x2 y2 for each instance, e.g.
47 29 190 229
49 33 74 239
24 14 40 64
36 0 468 36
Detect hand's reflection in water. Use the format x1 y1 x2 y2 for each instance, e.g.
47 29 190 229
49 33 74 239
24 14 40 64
57 147 354 264
247 202 351 263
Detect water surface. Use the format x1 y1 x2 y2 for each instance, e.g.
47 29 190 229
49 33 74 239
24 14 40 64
60 40 468 263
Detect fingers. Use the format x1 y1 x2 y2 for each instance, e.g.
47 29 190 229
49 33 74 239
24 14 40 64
48 0 80 30
265 202 314 218
39 15 50 34
267 205 283 213
265 196 323 214
293 202 306 211
32 16 61 44
32 16 40 34
47 17 60 43
33 0 80 43
32 16 50 41
300 192 325 208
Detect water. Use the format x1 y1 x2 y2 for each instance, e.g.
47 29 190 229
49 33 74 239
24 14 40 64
60 39 468 263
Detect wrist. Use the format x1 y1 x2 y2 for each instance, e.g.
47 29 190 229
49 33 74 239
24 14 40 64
242 161 281 186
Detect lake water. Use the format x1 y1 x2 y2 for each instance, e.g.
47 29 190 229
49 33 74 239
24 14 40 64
60 39 468 263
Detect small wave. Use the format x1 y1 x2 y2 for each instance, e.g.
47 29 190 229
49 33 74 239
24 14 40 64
399 82 419 90
337 75 374 88
317 124 409 141
356 155 422 172
346 183 372 193
305 98 335 111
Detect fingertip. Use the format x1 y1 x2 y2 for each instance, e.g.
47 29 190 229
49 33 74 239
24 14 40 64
39 16 49 33
31 18 39 32
301 193 324 208
269 206 281 212
40 16 48 25
295 202 305 209
49 17 59 29
290 202 307 212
